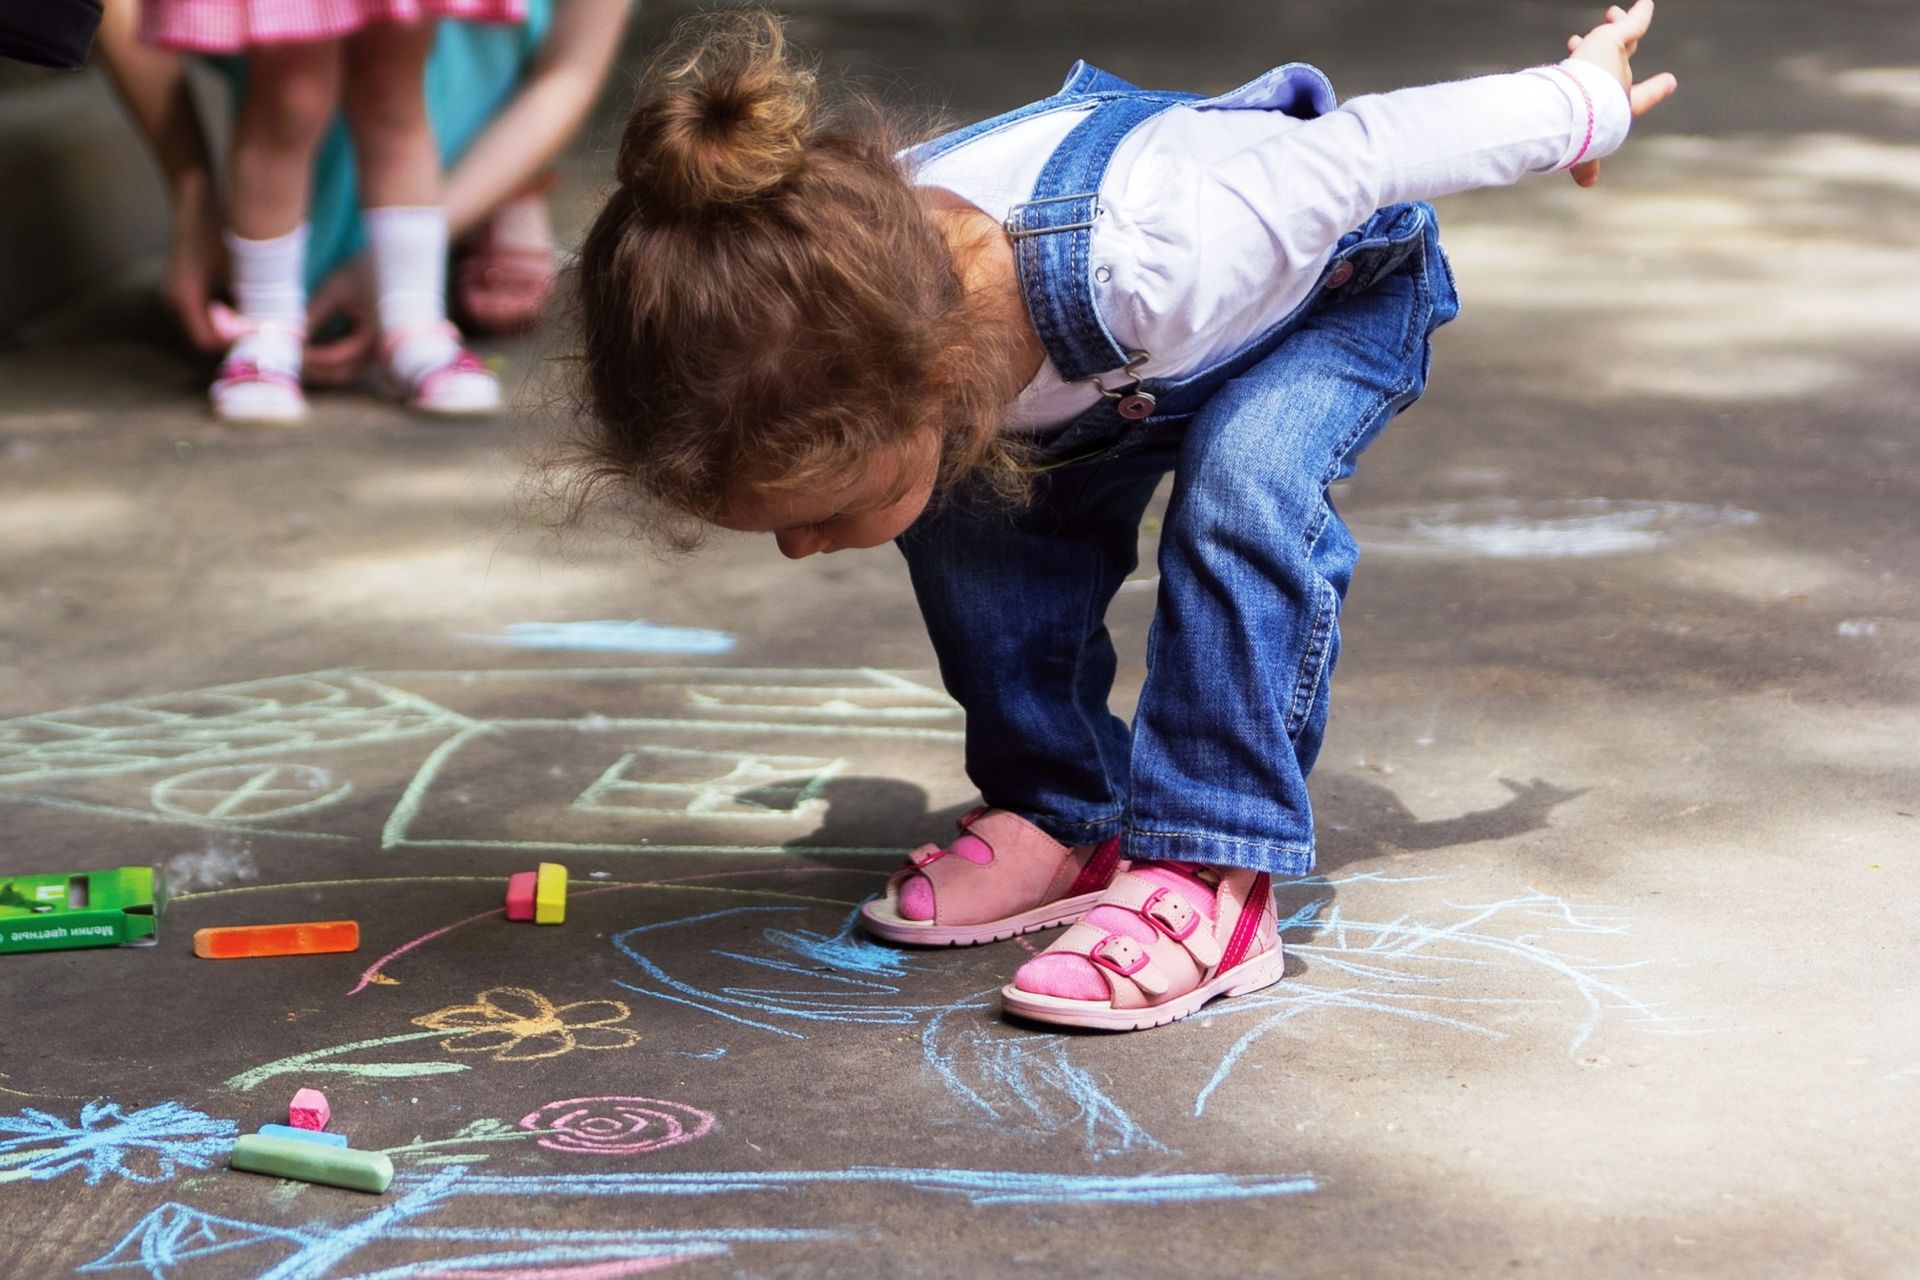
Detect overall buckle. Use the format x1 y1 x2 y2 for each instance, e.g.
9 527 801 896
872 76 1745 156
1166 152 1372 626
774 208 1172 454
1079 349 1157 421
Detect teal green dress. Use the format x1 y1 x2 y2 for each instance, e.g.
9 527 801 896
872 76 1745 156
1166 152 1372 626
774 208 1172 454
215 0 553 288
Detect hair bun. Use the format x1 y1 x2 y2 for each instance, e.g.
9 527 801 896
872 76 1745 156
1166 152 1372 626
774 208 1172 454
617 11 817 213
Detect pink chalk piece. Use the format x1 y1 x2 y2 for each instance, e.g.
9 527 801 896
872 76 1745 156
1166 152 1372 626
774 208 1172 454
429 1258 699 1280
288 1087 330 1132
505 871 538 922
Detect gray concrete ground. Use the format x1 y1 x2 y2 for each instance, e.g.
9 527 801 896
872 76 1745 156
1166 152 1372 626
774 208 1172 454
2 1 1918 1277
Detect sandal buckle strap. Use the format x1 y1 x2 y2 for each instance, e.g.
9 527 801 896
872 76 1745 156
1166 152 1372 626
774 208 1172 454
1090 933 1171 996
1090 933 1149 977
213 359 301 391
1141 886 1200 941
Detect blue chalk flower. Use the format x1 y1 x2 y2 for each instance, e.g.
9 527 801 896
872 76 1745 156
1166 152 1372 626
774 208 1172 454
0 1098 236 1186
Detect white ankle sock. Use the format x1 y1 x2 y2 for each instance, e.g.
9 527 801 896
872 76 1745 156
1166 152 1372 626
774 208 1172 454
363 205 459 385
225 224 307 373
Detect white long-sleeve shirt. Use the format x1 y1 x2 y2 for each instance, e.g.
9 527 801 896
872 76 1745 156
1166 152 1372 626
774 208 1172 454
913 59 1632 429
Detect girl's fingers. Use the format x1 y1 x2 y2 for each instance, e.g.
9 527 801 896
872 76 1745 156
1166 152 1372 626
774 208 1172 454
1568 33 1584 51
1628 70 1679 116
1612 0 1656 40
1571 158 1602 187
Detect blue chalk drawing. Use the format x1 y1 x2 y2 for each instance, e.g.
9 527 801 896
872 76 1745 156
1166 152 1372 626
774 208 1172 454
0 1099 235 1187
762 906 916 978
417 1166 1319 1206
461 620 737 654
1186 873 1706 1115
605 874 1691 1155
78 1162 1315 1278
78 1205 315 1276
78 1167 829 1279
611 907 948 1037
611 907 1161 1158
921 1002 1169 1160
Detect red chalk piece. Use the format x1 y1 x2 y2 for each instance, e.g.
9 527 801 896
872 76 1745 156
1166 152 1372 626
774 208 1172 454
505 872 537 922
289 1087 330 1131
193 920 359 958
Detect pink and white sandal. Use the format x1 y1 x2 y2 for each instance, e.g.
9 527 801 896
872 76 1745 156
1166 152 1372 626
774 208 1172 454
383 322 503 417
858 806 1124 947
1000 863 1284 1031
209 317 307 425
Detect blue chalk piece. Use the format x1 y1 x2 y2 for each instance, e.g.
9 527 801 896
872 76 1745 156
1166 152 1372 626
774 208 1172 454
461 619 737 654
259 1123 348 1148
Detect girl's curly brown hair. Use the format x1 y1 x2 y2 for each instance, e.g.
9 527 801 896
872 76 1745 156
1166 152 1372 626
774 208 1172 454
558 9 1032 545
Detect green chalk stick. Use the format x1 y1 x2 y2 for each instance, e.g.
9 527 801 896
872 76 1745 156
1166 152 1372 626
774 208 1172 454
230 1133 392 1193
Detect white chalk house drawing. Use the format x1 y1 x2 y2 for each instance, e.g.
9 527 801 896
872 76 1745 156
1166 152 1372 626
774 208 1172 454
0 668 966 856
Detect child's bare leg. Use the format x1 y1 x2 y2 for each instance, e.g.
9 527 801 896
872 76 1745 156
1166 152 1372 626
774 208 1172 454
216 39 341 423
341 19 438 209
230 40 341 239
343 20 501 416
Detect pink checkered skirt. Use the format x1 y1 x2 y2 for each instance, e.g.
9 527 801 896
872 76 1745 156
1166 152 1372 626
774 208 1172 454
141 0 525 53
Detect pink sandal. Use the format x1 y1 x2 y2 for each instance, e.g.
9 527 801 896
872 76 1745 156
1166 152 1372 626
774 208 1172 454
453 180 559 335
1000 864 1284 1031
209 316 307 425
859 807 1124 947
382 322 503 417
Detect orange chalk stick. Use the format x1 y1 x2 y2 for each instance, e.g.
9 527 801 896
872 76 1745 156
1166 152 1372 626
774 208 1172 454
193 920 360 959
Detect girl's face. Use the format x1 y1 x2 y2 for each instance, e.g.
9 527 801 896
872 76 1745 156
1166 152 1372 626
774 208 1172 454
716 431 941 559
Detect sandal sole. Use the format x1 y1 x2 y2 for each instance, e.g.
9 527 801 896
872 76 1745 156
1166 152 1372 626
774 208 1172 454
999 943 1286 1031
858 889 1108 948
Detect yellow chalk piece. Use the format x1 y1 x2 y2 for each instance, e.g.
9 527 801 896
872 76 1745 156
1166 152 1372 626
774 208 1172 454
534 862 567 925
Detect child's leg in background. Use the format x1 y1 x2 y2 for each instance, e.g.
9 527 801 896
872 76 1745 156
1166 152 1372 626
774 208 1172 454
218 39 342 421
342 19 500 413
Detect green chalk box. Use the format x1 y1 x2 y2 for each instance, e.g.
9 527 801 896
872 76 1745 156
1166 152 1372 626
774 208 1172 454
0 867 163 954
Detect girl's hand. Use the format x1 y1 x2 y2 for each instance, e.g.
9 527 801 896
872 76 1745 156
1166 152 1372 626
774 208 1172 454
163 172 228 353
1564 0 1678 187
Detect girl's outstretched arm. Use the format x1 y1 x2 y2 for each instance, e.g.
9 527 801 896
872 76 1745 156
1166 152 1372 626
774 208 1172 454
1141 1 1678 279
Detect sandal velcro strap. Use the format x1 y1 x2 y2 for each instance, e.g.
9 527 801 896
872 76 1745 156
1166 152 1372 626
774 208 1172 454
1096 871 1227 970
213 360 301 391
1089 933 1171 996
1141 886 1224 968
1141 886 1199 939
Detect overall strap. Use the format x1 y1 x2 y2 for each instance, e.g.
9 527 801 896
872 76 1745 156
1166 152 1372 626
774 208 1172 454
1005 93 1194 388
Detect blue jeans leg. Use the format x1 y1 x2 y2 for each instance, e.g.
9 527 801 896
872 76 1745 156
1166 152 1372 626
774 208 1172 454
1125 261 1443 875
896 451 1170 845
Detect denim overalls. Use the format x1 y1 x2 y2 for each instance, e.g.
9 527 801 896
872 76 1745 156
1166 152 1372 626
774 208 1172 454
897 61 1461 876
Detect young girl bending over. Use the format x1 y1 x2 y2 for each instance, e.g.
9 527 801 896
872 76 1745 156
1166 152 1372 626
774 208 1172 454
142 0 516 422
569 6 1675 1030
